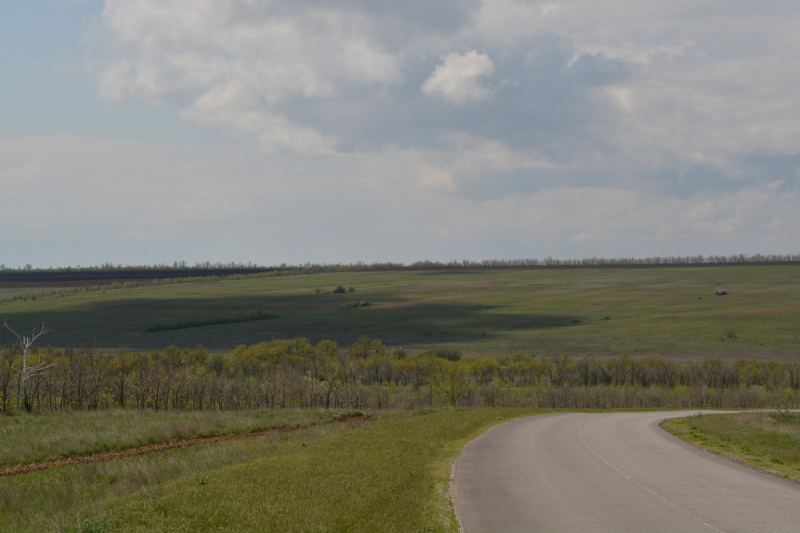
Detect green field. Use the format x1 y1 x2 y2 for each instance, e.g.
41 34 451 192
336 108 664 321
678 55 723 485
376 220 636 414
663 411 800 483
0 408 541 533
2 266 799 359
0 409 352 469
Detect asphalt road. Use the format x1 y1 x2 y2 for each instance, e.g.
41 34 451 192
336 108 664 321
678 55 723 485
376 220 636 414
452 411 800 533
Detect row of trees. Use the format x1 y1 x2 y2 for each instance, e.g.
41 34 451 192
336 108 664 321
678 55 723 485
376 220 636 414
2 335 799 413
3 253 798 272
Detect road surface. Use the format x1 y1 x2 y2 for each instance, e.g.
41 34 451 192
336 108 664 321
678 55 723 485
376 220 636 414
452 411 800 532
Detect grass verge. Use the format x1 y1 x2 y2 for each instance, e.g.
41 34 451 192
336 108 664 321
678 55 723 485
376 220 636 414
103 409 542 533
0 419 368 533
662 411 800 483
1 408 543 533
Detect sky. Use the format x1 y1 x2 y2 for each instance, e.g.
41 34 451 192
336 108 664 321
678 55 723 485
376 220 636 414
1 0 798 268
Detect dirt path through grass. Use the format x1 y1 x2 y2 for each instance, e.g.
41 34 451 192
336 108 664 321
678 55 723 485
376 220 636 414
0 413 370 478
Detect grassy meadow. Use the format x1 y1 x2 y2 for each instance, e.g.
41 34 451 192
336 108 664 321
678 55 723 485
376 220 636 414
0 408 542 533
1 265 799 359
663 411 800 483
2 266 798 532
0 409 352 469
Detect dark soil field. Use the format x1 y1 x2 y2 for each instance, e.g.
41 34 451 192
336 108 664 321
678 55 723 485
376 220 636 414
1 265 798 359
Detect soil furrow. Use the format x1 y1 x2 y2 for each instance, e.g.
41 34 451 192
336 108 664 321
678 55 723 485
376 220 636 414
0 413 370 478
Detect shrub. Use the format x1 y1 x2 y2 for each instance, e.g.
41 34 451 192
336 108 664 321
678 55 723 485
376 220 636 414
341 300 371 309
347 287 355 292
429 348 462 361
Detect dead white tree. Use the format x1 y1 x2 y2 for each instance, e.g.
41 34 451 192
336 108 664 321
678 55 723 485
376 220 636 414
4 318 51 411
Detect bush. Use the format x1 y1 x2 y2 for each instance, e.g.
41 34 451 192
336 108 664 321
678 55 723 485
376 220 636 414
422 348 462 361
341 300 370 309
347 287 355 292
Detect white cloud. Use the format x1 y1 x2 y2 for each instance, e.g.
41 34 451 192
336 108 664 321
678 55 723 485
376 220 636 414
96 0 404 155
2 136 797 267
421 51 495 105
5 0 800 265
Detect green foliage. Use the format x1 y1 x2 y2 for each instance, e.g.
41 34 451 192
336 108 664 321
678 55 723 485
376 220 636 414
420 348 462 361
341 299 370 308
2 335 800 414
65 519 109 533
769 410 800 426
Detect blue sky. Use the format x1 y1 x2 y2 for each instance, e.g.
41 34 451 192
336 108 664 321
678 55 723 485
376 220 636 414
1 0 798 268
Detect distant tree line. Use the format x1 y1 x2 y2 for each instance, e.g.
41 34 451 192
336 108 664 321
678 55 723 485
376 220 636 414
2 253 798 305
2 253 798 273
2 337 798 413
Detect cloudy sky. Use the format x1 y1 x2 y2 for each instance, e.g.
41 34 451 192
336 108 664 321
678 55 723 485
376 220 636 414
1 0 798 268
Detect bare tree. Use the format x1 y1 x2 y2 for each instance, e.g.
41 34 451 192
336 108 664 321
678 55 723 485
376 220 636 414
4 318 51 411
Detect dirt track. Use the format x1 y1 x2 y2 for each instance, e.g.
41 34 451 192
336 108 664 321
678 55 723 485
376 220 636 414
0 413 370 478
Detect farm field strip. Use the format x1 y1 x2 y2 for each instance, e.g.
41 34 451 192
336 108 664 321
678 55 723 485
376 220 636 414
2 265 798 358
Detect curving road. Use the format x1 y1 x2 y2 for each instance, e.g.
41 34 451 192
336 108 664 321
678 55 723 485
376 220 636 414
452 411 800 533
